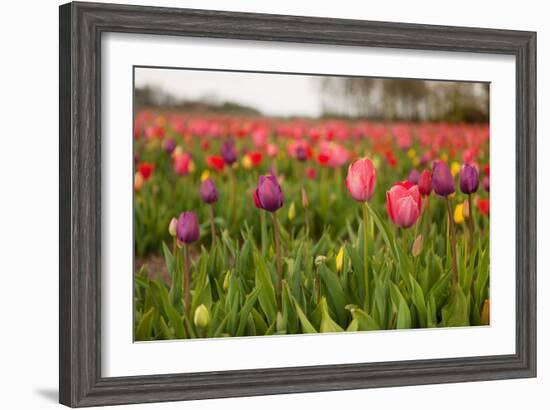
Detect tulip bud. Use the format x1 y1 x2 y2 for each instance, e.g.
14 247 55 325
336 247 344 272
168 217 178 237
315 255 327 266
480 299 490 325
301 186 309 209
418 169 432 196
432 161 455 196
134 172 144 192
176 212 200 244
288 201 296 221
459 164 479 194
345 157 376 202
253 174 284 212
223 270 231 291
412 234 423 257
194 304 211 328
199 178 219 204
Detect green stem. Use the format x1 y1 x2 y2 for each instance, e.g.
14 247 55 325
183 244 191 318
467 194 475 256
209 205 216 248
363 202 370 311
228 167 237 225
272 212 283 304
446 197 459 298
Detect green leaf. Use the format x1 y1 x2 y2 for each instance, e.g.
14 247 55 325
345 305 380 331
288 289 317 333
236 286 262 336
319 298 344 333
317 264 348 325
442 286 470 327
161 241 176 280
135 307 155 341
254 250 278 324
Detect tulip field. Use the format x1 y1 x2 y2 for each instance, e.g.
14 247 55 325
133 110 490 341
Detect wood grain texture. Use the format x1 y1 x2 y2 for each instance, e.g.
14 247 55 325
59 1 537 407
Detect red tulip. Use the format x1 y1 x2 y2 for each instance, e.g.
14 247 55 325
418 169 432 196
138 162 154 180
206 155 225 171
248 151 263 167
386 181 422 228
345 157 376 202
477 198 490 215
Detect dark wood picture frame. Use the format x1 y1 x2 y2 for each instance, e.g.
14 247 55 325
59 1 536 407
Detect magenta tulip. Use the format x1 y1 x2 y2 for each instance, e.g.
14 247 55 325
386 181 422 229
345 157 376 202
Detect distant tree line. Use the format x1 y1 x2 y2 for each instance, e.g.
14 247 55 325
319 77 489 123
134 86 262 116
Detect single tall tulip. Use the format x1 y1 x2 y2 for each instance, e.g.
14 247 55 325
253 175 284 301
432 161 458 297
386 181 422 229
345 157 376 310
176 212 200 317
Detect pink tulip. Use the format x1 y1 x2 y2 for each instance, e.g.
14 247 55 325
345 157 376 202
386 181 422 228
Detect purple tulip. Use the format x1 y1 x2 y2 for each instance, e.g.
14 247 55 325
163 138 176 154
176 212 200 244
199 178 218 204
408 169 420 185
432 161 455 197
296 146 307 162
253 174 284 212
221 139 237 165
459 164 479 194
482 175 490 192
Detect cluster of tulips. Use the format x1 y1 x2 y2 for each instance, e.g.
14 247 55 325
133 111 490 340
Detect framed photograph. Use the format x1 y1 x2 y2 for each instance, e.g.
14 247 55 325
59 1 536 407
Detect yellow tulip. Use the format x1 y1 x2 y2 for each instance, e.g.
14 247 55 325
200 169 210 182
454 203 465 224
407 148 417 159
440 153 448 162
336 247 344 272
450 161 461 177
241 155 253 169
134 172 144 191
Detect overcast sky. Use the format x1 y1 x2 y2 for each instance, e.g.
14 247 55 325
134 67 325 117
